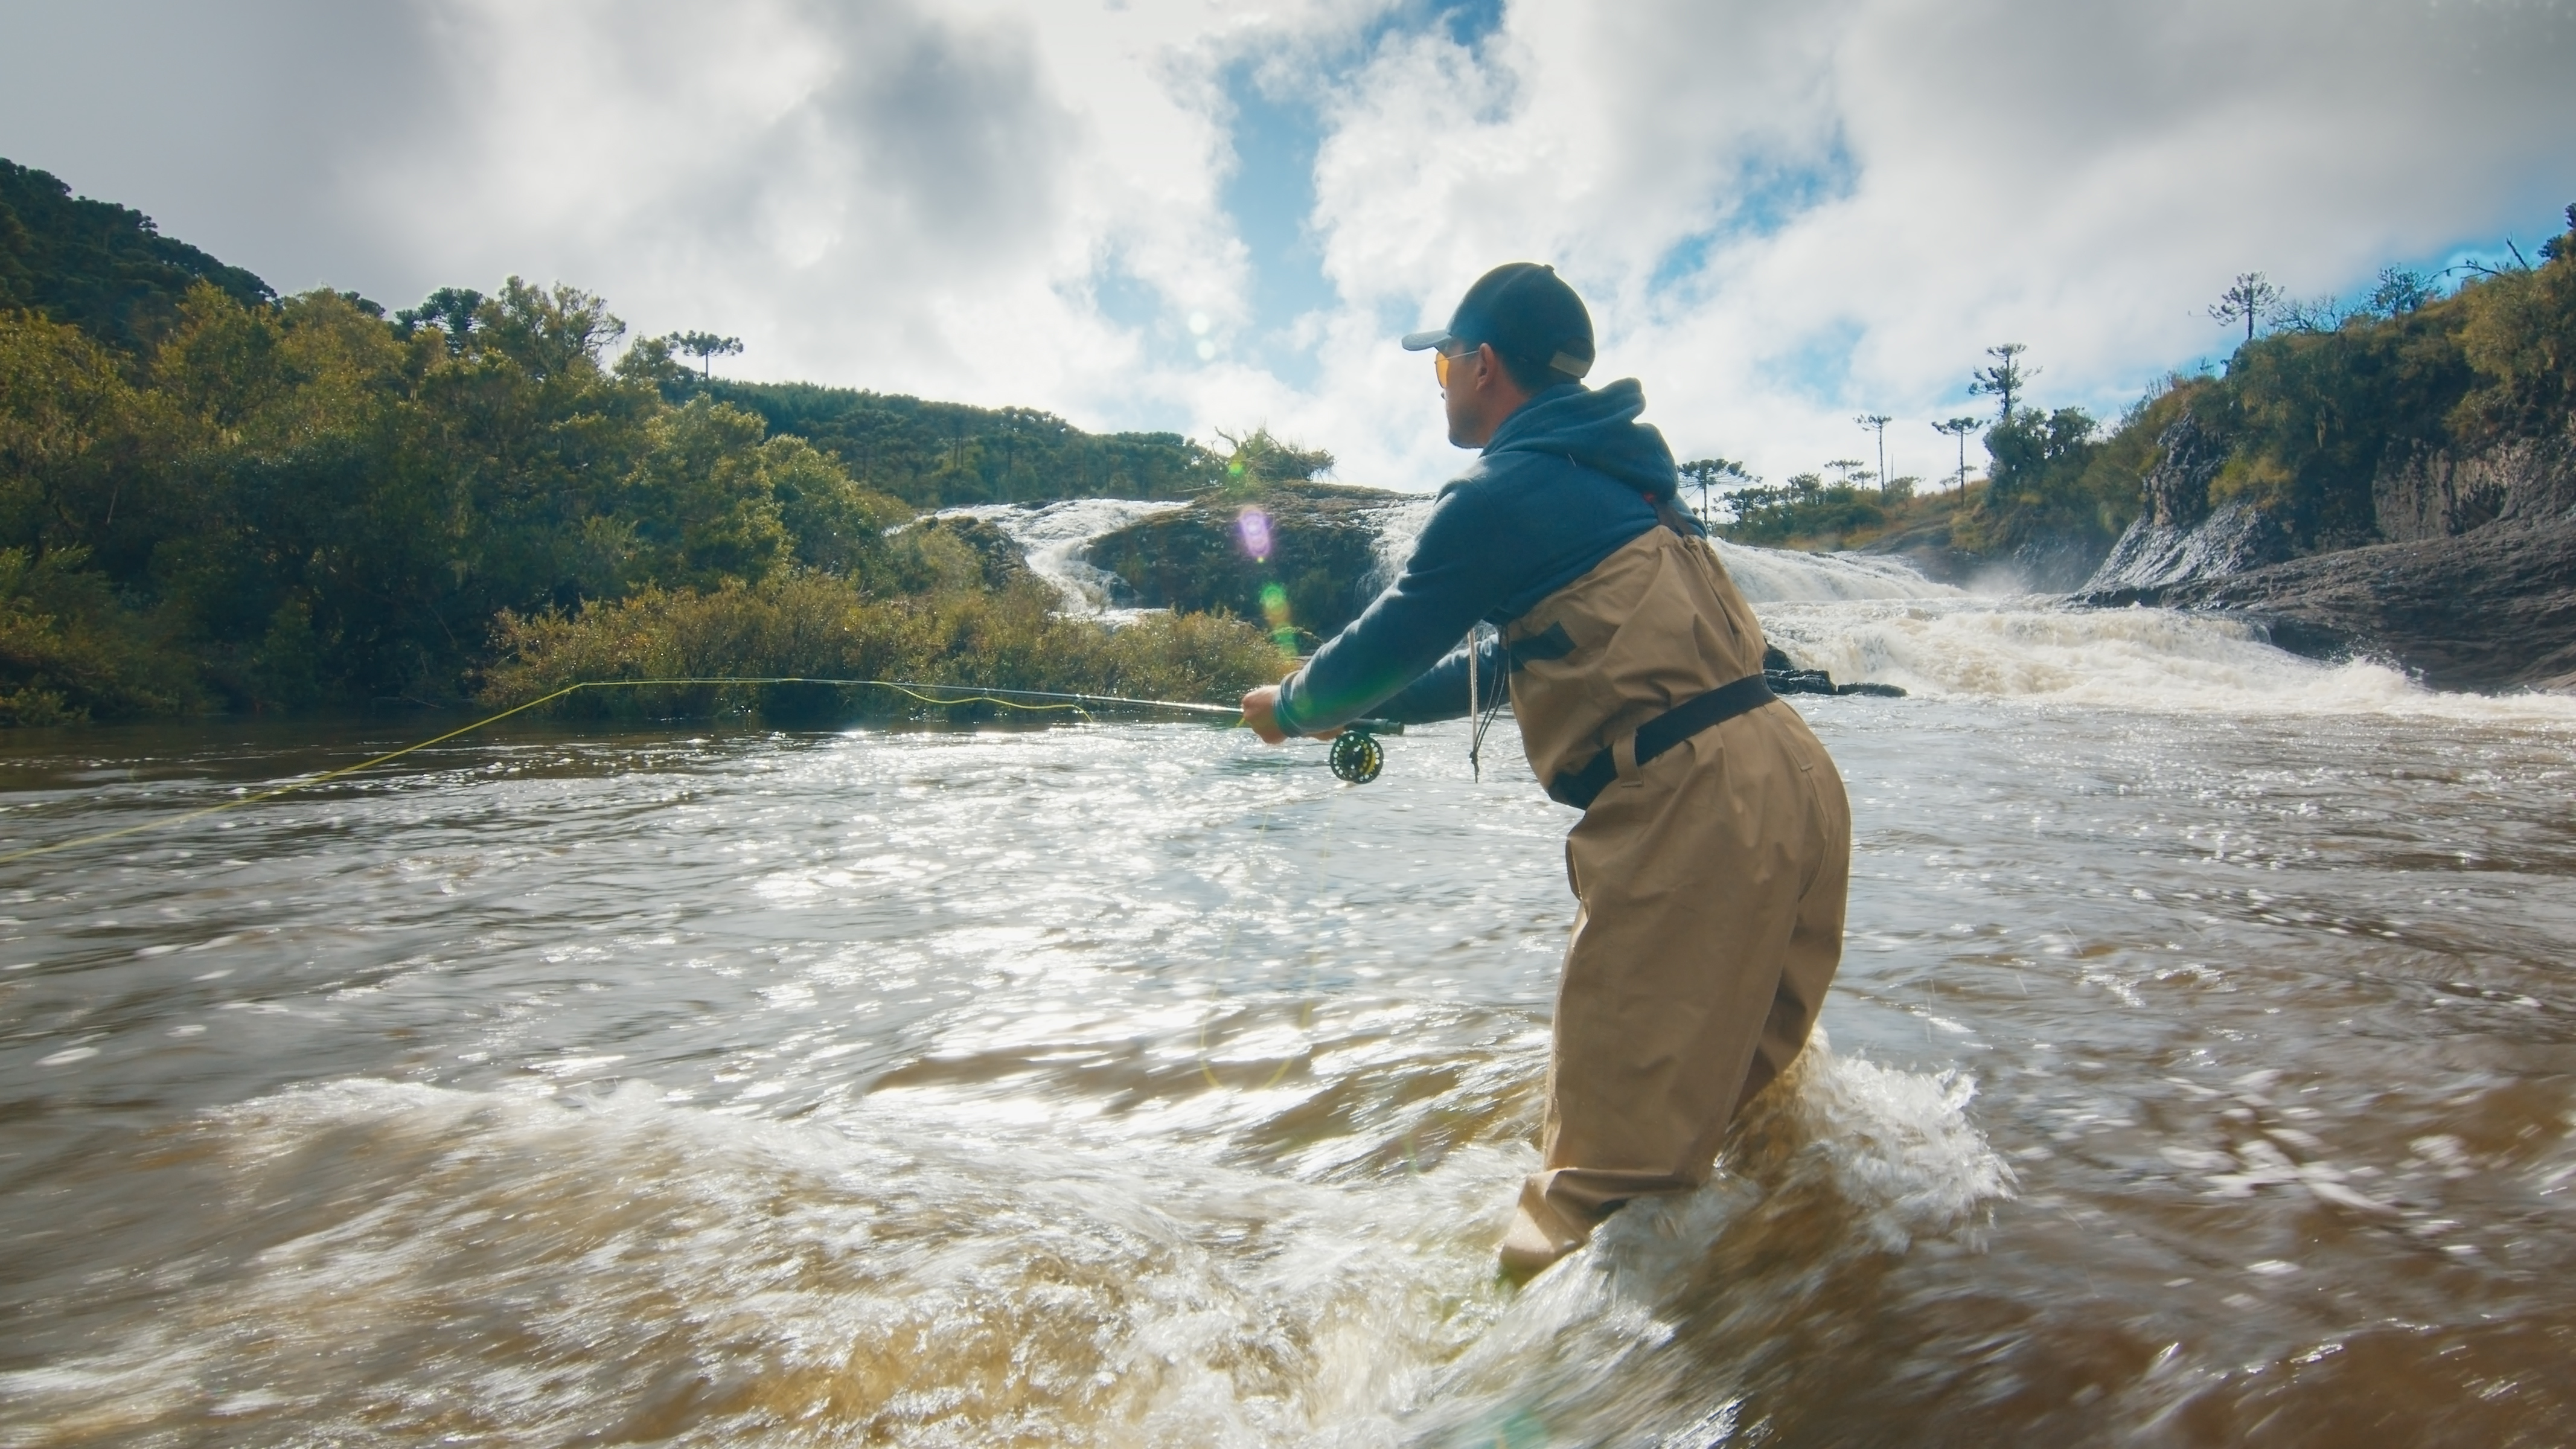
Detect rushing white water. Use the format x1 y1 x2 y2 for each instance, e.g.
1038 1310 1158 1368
1707 539 1961 603
12 500 2571 1444
1363 497 1436 592
1360 496 1955 606
936 499 1189 617
994 497 2576 723
1757 600 2576 721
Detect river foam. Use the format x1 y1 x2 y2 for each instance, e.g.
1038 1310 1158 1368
1762 598 2576 721
1334 494 2571 720
0 1034 2006 1448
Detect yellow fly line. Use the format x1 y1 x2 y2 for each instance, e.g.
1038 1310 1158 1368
0 677 1244 868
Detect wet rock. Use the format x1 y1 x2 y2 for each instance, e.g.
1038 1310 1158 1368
2080 423 2576 691
2151 516 2576 693
1766 668 1839 695
2079 415 2295 599
1762 644 1908 697
2082 501 2293 601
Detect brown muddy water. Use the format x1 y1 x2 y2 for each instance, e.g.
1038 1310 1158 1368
3 601 2575 1447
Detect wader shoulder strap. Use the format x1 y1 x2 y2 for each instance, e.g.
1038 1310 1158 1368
1546 672 1775 810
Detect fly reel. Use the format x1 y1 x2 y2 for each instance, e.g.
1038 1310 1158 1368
1326 719 1399 784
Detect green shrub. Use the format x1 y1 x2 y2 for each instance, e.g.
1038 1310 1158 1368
0 545 200 721
479 571 1286 724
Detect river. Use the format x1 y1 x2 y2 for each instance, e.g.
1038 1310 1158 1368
3 533 2573 1447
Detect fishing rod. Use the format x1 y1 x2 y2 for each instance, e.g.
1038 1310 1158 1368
703 678 1401 783
0 676 1404 868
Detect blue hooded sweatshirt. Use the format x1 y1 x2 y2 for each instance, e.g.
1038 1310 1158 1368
1273 377 1692 734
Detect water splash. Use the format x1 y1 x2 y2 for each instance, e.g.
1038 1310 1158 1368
0 1075 1513 1447
1758 598 2576 720
1708 541 1957 604
1408 1039 2015 1447
0 1034 2008 1448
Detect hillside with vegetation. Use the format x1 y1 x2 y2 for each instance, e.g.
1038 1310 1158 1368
0 160 274 351
689 379 1218 508
1718 204 2576 645
2076 209 2576 687
0 161 1279 725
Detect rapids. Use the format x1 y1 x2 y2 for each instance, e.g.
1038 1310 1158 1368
4 525 2575 1446
938 499 1190 617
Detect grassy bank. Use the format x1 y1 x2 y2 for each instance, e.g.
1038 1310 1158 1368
478 571 1287 723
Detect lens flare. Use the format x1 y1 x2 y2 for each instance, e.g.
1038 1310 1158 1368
1259 583 1296 656
1236 508 1271 562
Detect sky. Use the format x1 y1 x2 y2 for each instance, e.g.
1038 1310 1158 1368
3 0 2573 493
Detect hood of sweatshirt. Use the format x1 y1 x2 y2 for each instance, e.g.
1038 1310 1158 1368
1480 377 1680 502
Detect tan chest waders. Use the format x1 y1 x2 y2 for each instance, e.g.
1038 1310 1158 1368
1496 525 1853 1277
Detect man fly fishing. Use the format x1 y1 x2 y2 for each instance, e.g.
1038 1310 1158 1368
1241 263 1852 1280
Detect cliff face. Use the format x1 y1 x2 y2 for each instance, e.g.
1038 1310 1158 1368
2155 514 2576 691
2067 224 2576 689
2085 420 2576 690
2371 431 2576 541
2079 415 2294 598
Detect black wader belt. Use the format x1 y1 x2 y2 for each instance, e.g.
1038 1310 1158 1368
1547 673 1775 810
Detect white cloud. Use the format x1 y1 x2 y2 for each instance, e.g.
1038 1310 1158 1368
1306 0 2576 487
2 0 2572 491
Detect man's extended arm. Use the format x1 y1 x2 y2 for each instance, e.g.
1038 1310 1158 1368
1366 633 1507 724
1273 490 1506 735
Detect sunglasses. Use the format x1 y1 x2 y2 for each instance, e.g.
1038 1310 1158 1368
1433 342 1480 388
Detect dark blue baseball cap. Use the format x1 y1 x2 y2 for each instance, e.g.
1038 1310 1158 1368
1401 262 1595 383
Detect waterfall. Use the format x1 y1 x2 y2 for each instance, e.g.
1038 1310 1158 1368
935 499 1187 618
936 497 2571 719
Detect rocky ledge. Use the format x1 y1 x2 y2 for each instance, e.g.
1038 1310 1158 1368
2132 519 2576 692
2078 417 2576 693
1082 482 1407 645
1763 645 1906 698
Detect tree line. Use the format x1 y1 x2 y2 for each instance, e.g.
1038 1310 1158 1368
0 159 1277 725
1707 205 2576 564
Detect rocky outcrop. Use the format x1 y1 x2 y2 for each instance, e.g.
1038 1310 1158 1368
2077 415 2576 691
1083 482 1404 645
908 513 1033 590
2372 431 2576 541
2079 415 2295 599
2082 501 2292 601
2152 516 2576 691
1761 645 1907 697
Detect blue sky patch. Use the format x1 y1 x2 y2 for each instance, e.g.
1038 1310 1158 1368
1207 2 1517 389
1218 54 1337 391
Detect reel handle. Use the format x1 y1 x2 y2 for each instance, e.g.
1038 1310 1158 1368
1326 719 1399 784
